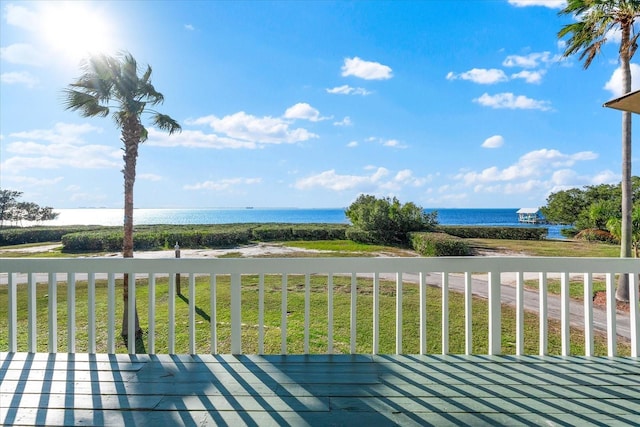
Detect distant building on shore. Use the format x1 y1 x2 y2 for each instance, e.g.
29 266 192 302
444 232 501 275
516 208 545 224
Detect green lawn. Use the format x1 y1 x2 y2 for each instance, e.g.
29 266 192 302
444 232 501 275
0 274 630 356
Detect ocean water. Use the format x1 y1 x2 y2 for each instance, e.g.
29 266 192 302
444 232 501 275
47 207 567 239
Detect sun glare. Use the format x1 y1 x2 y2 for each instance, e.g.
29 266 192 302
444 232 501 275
39 2 115 63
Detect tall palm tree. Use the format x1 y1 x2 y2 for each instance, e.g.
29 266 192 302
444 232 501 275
64 52 181 336
559 0 640 301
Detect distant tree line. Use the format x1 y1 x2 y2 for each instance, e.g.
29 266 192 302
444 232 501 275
0 189 59 227
540 177 640 253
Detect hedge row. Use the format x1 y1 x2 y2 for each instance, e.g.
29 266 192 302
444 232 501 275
437 226 547 240
408 232 472 256
61 223 349 252
0 226 106 246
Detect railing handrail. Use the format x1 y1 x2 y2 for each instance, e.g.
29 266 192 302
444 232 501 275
3 256 639 275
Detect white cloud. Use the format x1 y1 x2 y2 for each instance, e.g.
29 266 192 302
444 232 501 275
326 85 372 95
184 177 262 191
184 24 195 31
3 175 63 186
9 123 102 144
183 111 318 146
482 135 504 148
603 63 640 97
511 70 546 84
0 43 43 66
147 128 257 149
1 122 119 172
341 57 392 80
5 3 39 31
502 51 559 68
295 167 390 191
334 116 352 126
455 148 597 185
507 0 566 9
473 92 552 111
1 71 38 87
382 139 407 149
446 68 508 84
138 173 162 181
283 103 329 122
346 141 358 148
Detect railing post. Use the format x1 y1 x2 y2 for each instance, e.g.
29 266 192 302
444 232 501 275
303 274 310 354
464 271 472 356
583 273 594 357
328 274 334 354
210 274 218 354
148 273 156 355
441 272 448 355
231 273 242 354
561 272 570 356
67 272 76 353
606 272 617 357
127 272 136 354
107 273 116 354
396 272 403 355
189 273 196 355
350 273 357 354
28 273 37 353
373 272 380 355
420 272 427 355
488 271 501 355
88 272 96 354
8 272 17 352
168 272 176 354
629 273 639 358
48 272 57 353
515 272 524 356
281 274 287 354
539 272 548 356
175 243 181 295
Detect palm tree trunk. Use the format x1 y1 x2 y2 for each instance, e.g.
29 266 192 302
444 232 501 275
615 23 634 302
121 117 143 338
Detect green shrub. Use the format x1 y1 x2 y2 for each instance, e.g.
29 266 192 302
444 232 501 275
575 228 618 244
409 232 471 256
437 226 547 240
0 226 105 246
345 195 437 245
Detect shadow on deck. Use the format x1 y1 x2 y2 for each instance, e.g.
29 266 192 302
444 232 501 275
1 352 639 426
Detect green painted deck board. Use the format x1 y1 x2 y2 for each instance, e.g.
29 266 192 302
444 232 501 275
1 352 639 426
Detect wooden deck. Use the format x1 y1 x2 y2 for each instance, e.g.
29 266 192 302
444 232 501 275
1 352 639 426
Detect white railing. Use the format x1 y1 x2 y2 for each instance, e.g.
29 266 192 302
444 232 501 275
1 257 638 357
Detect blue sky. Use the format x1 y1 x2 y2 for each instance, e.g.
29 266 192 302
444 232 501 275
1 0 638 209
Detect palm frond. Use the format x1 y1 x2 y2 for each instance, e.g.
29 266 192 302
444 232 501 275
152 113 182 135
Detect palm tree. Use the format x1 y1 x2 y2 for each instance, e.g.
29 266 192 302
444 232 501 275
64 52 181 337
559 0 640 301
